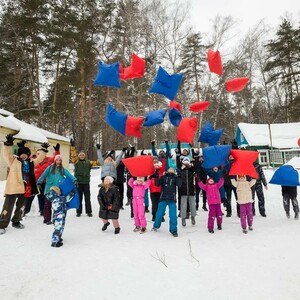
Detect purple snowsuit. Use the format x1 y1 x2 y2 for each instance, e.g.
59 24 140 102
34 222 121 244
199 178 224 230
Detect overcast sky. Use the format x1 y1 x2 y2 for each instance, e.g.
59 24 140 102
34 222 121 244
188 0 300 34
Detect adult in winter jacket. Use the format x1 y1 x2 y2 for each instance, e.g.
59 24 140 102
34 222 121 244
192 150 208 211
96 144 126 181
70 141 98 217
281 186 299 219
98 176 121 234
177 156 197 227
252 161 268 217
0 136 47 235
199 177 224 233
37 155 76 224
151 140 171 172
152 167 182 237
231 175 256 233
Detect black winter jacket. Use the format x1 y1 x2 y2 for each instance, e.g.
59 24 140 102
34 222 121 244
155 172 182 202
98 184 120 219
282 186 297 198
178 167 195 196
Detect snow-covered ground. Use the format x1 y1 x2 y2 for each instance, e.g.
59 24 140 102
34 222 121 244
1 168 300 300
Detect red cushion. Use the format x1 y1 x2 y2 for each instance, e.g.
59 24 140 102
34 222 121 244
119 63 125 80
225 77 249 92
123 53 146 80
189 101 210 113
176 118 198 144
169 100 182 112
207 49 223 76
229 149 259 178
122 156 156 177
125 116 144 138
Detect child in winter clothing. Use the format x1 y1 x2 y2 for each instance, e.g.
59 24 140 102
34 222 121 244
128 176 151 233
98 176 121 234
45 186 68 248
231 175 256 233
198 177 224 233
153 167 182 237
281 186 299 219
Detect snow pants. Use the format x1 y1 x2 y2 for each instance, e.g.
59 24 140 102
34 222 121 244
251 181 266 215
154 201 177 234
240 202 253 229
77 183 92 215
132 196 147 228
208 203 222 230
51 196 66 244
180 195 197 220
283 195 299 214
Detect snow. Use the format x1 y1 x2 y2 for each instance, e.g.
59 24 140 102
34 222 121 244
238 122 300 149
1 168 300 300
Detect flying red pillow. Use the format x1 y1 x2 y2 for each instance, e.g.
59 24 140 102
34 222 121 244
207 49 223 76
123 53 146 80
225 77 249 92
229 149 259 178
169 100 182 112
189 101 210 113
125 116 144 138
176 118 198 144
122 155 156 177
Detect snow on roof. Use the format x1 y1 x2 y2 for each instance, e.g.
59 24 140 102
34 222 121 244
285 157 300 169
238 122 300 149
0 111 69 143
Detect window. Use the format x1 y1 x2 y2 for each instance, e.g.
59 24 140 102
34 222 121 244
269 150 283 165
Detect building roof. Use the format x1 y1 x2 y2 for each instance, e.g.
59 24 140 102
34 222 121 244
238 122 300 149
0 110 69 143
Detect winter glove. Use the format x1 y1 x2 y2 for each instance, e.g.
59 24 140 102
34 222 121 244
151 140 155 146
96 143 101 150
4 134 15 146
174 148 180 155
74 181 78 188
17 140 26 148
122 147 127 152
70 138 75 147
107 204 113 211
53 143 60 151
165 140 168 144
40 142 50 153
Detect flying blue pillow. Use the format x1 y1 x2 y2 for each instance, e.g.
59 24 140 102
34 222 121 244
199 121 224 146
149 66 183 100
269 165 300 186
202 145 232 168
66 190 79 210
143 109 167 127
94 62 121 88
168 108 182 127
106 103 128 135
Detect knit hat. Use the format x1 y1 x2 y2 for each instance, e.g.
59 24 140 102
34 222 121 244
54 154 62 161
182 148 190 154
17 146 31 157
104 176 114 183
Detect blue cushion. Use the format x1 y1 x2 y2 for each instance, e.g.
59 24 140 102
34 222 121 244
58 176 75 196
149 66 183 100
199 121 224 146
66 190 80 210
94 62 121 88
106 103 128 135
269 165 300 186
168 108 182 127
143 109 167 127
202 145 232 168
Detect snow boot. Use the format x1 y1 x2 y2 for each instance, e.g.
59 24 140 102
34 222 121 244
217 224 222 230
0 228 6 235
171 232 178 237
286 212 290 218
295 212 299 220
249 226 253 231
181 219 186 227
202 204 208 211
133 226 141 232
191 216 196 225
242 228 248 234
51 241 63 248
140 227 147 234
12 222 24 229
208 229 214 234
102 222 110 231
114 227 120 234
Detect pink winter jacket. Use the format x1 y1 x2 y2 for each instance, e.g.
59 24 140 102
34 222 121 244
198 178 224 205
128 177 151 200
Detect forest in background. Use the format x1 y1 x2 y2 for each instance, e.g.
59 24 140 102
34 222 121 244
0 0 299 159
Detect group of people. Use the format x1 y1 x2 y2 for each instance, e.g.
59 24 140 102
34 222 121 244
0 135 299 247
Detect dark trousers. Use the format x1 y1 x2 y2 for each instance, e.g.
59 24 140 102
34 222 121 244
77 183 92 214
24 196 35 215
150 192 161 220
37 182 46 213
43 196 52 223
251 182 266 215
283 195 299 214
195 184 207 209
224 185 237 215
0 194 25 229
116 182 124 208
